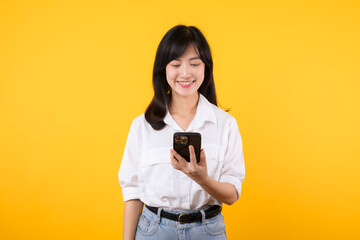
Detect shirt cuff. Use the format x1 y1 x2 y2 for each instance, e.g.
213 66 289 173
219 175 242 200
122 186 140 202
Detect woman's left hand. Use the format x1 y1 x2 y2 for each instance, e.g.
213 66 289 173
170 145 238 205
170 145 210 184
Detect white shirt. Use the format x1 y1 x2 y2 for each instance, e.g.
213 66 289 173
118 94 245 211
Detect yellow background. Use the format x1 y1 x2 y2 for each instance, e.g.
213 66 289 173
1 0 359 239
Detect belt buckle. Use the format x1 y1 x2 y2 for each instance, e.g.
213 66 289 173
178 213 187 224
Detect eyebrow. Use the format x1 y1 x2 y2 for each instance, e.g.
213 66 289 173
173 57 201 61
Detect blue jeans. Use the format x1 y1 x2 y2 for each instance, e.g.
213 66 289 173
135 206 227 240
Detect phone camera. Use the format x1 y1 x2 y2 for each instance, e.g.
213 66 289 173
175 135 188 144
180 136 188 144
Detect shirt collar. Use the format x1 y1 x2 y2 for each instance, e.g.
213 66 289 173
163 93 217 131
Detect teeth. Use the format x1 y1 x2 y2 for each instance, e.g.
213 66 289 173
178 81 193 85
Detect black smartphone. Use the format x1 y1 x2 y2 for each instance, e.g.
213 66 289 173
173 132 201 163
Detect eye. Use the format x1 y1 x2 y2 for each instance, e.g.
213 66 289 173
191 64 200 67
169 61 181 67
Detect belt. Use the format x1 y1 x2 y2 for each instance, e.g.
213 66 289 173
145 205 222 224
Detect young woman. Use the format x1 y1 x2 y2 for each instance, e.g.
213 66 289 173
118 25 245 240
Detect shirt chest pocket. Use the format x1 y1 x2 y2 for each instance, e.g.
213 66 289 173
140 148 174 194
202 144 223 180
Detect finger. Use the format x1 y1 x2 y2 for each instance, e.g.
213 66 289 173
199 148 207 167
189 145 197 165
171 156 181 170
170 149 181 170
170 149 177 161
171 149 187 166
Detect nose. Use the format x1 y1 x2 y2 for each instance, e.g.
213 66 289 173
180 64 191 78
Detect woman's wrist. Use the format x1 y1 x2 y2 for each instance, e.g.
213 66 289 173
194 174 211 187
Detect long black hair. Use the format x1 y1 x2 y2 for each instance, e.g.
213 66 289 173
145 25 218 130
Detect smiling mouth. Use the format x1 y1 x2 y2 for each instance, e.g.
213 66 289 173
176 80 195 85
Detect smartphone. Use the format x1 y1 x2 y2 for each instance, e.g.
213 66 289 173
173 132 201 163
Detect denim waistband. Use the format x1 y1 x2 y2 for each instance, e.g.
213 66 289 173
141 205 222 228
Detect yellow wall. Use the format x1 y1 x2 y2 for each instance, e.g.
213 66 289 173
1 0 359 239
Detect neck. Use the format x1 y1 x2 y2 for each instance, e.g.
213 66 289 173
168 92 199 116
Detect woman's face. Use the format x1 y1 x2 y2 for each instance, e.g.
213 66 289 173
166 44 205 99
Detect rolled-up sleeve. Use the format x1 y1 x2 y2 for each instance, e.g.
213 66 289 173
118 119 141 202
219 117 245 200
